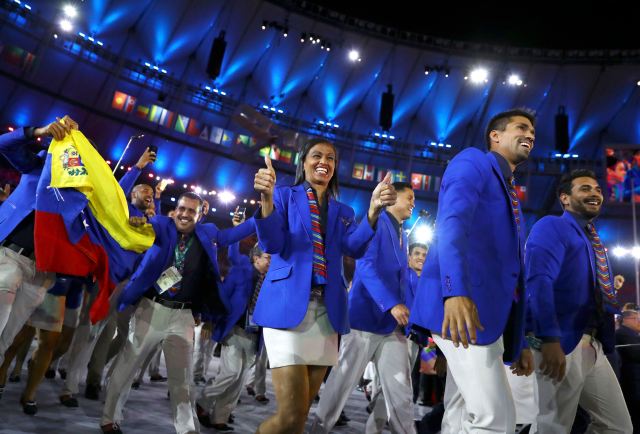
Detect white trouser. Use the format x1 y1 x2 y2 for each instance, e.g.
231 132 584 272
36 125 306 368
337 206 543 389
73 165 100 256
534 335 633 434
505 364 538 426
245 344 268 395
433 334 516 434
197 326 258 423
192 324 215 380
0 247 55 365
135 343 162 382
310 328 416 434
366 339 421 434
101 298 197 434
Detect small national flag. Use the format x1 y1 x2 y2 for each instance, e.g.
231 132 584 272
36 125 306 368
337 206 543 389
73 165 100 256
186 119 203 137
411 173 430 190
158 109 175 128
0 44 33 69
352 163 365 180
514 185 527 202
377 168 394 182
431 176 442 193
148 104 164 124
363 164 375 181
174 114 190 133
394 171 407 182
220 129 234 147
235 134 250 146
135 105 149 119
278 149 292 164
199 126 210 141
209 126 224 144
112 91 137 113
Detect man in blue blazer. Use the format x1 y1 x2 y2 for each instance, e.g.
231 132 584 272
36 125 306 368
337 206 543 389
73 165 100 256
0 117 77 363
311 182 416 434
526 169 632 433
100 192 255 434
409 109 535 433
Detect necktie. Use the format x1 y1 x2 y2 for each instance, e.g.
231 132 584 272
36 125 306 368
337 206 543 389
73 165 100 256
586 223 618 309
248 273 265 315
507 177 521 233
306 188 328 279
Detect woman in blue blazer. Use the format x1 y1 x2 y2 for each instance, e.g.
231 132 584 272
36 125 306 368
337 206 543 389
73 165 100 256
252 138 396 434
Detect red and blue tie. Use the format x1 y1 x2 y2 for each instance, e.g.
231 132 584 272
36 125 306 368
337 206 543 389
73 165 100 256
586 223 618 309
306 188 328 280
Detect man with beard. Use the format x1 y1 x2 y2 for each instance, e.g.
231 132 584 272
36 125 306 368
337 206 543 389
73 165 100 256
526 169 632 433
409 109 535 432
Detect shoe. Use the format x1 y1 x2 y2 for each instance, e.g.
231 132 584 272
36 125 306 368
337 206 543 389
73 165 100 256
85 383 101 400
194 376 206 385
8 374 20 383
59 394 79 407
245 385 256 396
196 403 214 428
211 423 234 431
58 368 67 380
20 397 38 415
340 411 350 422
335 412 348 427
44 368 56 379
228 414 235 424
101 423 123 434
255 394 269 404
149 374 167 382
131 381 140 390
0 384 4 400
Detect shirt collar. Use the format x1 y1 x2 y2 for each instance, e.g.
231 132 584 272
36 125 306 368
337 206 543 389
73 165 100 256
385 209 402 234
567 210 592 230
490 151 514 181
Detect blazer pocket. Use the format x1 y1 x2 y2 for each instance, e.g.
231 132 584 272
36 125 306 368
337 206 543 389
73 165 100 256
268 265 292 281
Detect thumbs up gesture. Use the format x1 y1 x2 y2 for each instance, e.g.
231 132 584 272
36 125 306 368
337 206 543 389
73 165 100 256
368 172 397 226
254 155 276 217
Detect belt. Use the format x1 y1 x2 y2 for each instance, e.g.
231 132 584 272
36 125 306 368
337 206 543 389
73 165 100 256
145 294 192 310
1 242 35 260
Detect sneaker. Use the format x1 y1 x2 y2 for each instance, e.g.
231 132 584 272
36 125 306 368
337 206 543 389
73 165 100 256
59 394 79 408
101 423 123 434
44 368 56 379
58 368 67 380
85 383 101 400
245 385 256 396
149 374 167 382
255 394 269 404
8 373 20 383
20 397 38 416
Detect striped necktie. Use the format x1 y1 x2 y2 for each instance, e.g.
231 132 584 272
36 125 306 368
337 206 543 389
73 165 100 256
586 223 618 308
248 273 265 315
306 187 328 279
507 177 521 233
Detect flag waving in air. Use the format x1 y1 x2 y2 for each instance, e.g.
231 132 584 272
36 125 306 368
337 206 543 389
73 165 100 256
34 129 155 322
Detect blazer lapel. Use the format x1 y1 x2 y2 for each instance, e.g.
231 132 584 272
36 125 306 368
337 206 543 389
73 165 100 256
562 212 596 287
488 153 524 240
382 212 403 267
292 184 313 241
326 196 339 246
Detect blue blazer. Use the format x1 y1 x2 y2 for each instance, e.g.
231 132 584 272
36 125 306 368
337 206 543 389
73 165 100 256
409 149 527 362
0 128 44 243
348 211 408 334
253 184 375 334
526 212 616 354
212 242 256 342
117 215 256 320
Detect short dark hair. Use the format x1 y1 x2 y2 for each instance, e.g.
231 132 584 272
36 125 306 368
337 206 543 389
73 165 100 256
177 192 204 209
250 243 264 262
409 243 428 254
294 138 339 198
606 156 622 169
557 169 599 198
392 182 413 193
485 108 536 149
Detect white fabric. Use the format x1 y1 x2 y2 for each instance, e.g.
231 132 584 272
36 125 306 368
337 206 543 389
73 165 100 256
433 334 516 434
198 326 258 423
0 247 54 365
101 298 198 434
505 364 538 426
263 297 338 368
27 292 65 332
62 305 81 329
245 343 268 395
310 328 416 434
192 323 215 381
534 334 633 434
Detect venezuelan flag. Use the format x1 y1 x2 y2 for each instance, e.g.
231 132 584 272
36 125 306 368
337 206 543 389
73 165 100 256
34 130 155 323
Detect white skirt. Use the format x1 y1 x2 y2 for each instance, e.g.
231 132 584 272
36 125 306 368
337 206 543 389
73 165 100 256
263 297 338 368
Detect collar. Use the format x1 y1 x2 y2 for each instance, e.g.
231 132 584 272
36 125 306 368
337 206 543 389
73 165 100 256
490 151 514 181
567 210 593 231
385 209 402 234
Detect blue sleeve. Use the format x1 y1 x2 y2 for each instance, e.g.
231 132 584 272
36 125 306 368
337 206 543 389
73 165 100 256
0 128 41 173
119 166 141 197
216 217 256 247
339 206 375 259
255 188 287 254
525 218 565 339
154 198 162 216
228 241 251 268
437 151 487 298
356 229 402 312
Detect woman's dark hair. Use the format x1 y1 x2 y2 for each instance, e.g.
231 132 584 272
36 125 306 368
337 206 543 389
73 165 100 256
294 138 340 198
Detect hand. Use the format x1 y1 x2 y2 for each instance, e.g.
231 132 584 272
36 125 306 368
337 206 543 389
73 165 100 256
539 341 566 382
33 115 79 141
231 205 245 227
434 355 447 377
368 173 396 225
510 348 534 376
200 323 212 341
155 179 170 199
135 147 157 169
129 216 147 227
390 303 410 326
441 296 485 348
144 207 156 218
254 155 276 217
614 274 625 290
0 183 10 202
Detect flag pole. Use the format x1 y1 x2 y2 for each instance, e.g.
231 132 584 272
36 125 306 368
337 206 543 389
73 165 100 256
112 134 144 175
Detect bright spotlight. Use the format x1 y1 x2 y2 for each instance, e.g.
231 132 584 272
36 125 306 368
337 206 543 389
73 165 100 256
612 246 628 258
507 74 523 86
632 246 640 259
414 225 434 243
62 4 77 18
348 50 360 62
59 18 73 32
219 191 236 204
468 67 488 84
